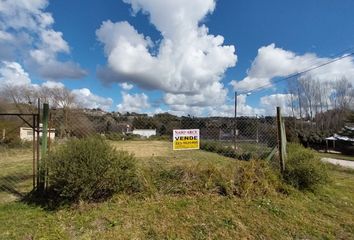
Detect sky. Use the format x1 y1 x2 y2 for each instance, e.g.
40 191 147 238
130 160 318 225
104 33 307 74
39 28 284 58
0 0 354 116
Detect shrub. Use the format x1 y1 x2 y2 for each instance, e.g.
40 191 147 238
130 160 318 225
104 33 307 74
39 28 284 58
105 132 125 141
200 141 264 160
47 136 140 202
284 143 329 191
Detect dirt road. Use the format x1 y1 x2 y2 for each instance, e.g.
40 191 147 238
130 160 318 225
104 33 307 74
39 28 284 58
321 158 354 169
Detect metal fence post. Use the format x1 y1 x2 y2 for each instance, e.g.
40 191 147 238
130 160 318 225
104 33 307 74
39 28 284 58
39 103 49 192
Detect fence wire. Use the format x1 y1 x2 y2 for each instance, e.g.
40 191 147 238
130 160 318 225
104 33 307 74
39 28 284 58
0 115 34 203
0 107 280 202
49 109 279 161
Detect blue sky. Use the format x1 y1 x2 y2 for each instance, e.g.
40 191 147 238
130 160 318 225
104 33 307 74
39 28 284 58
1 0 354 116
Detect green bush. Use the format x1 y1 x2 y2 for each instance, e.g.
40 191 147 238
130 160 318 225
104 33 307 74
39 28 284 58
200 141 264 160
105 132 125 141
284 143 329 191
47 137 140 202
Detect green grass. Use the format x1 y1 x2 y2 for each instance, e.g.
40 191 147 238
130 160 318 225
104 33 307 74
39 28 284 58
318 152 354 161
0 141 353 239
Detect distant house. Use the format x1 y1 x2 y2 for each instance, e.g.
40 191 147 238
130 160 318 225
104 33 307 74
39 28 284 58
325 126 354 153
20 124 55 141
131 129 156 138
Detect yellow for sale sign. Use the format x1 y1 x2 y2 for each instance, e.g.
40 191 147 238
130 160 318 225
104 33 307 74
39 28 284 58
173 129 200 150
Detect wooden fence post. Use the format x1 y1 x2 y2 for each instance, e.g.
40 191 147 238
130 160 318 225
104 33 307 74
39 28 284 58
277 107 286 173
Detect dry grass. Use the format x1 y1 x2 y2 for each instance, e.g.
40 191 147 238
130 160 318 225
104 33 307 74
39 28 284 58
109 140 236 166
0 147 33 204
109 140 172 158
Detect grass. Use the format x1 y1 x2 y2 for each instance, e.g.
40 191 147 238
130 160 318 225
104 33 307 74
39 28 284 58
0 141 354 239
0 147 33 203
110 140 239 169
318 152 354 161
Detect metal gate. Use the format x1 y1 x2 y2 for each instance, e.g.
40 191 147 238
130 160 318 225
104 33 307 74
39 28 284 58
0 108 40 203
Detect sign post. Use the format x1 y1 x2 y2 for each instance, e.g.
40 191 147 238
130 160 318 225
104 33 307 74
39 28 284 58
173 129 200 150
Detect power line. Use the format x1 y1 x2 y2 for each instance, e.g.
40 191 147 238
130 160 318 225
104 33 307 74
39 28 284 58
238 51 354 95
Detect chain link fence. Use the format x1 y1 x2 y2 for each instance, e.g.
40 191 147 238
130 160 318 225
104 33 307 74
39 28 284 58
49 109 279 161
0 106 280 202
0 115 35 203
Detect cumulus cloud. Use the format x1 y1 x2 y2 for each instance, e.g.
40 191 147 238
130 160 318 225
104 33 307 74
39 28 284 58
0 61 31 87
231 44 354 92
97 0 236 112
260 93 294 116
119 82 134 90
0 61 111 110
165 94 265 117
116 92 150 113
0 0 86 80
71 88 113 111
207 94 264 117
42 80 65 89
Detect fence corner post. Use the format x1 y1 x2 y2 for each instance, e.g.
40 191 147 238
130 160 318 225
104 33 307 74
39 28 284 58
276 107 286 174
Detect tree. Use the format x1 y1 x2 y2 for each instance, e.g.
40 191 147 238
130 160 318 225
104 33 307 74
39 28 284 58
333 77 353 110
0 84 38 113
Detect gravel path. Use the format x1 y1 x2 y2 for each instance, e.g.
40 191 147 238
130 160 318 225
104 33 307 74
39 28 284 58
321 158 354 169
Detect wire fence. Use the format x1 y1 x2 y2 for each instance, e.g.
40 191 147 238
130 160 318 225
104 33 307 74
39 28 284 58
49 109 279 160
0 115 35 203
0 106 280 202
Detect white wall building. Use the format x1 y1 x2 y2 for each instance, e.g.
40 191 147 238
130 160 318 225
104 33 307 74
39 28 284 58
20 125 55 141
131 129 156 138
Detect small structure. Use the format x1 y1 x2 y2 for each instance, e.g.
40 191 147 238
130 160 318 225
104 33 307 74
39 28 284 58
325 126 354 152
131 129 156 138
20 124 55 141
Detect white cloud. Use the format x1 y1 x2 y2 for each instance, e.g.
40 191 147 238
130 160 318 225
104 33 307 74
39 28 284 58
260 93 294 116
231 43 354 92
164 94 265 117
71 88 113 111
97 0 236 112
0 0 51 31
119 82 134 90
0 0 86 80
42 80 65 89
0 61 111 110
40 29 69 53
0 61 31 87
116 92 150 113
207 94 265 117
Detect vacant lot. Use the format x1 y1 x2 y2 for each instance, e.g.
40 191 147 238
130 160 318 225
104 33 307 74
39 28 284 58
0 141 353 239
110 140 172 158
